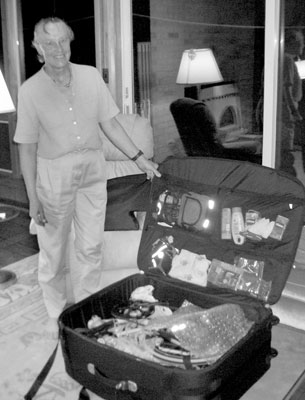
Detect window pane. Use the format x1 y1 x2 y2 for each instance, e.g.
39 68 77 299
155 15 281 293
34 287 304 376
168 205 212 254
133 0 265 164
279 0 305 183
0 7 12 171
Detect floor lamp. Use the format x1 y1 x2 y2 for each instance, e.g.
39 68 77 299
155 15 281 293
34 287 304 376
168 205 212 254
0 69 18 289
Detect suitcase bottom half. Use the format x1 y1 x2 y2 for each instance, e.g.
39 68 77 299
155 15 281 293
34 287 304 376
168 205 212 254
59 273 277 400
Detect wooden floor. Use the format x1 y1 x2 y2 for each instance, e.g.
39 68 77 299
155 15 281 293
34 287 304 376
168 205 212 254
282 369 305 400
0 206 38 268
0 170 37 267
0 173 28 209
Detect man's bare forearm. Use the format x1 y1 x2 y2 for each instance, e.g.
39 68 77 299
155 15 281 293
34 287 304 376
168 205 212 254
18 143 39 204
100 116 140 159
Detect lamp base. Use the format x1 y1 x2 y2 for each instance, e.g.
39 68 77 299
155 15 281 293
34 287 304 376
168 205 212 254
184 86 199 100
0 270 17 290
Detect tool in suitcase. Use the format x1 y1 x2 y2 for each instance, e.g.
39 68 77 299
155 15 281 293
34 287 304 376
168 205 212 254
59 157 305 400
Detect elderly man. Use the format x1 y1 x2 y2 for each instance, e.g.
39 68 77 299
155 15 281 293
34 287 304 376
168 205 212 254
14 17 160 328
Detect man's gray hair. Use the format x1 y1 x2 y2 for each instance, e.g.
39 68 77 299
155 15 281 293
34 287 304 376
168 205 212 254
32 17 74 63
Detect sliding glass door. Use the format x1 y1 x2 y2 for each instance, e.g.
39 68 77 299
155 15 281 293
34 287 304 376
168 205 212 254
127 0 305 184
131 0 267 163
280 0 305 181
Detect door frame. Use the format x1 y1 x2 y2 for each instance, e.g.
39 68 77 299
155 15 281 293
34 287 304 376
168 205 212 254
0 0 24 177
94 0 134 114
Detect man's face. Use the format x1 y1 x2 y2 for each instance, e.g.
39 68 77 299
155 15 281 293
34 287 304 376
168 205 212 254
36 22 71 68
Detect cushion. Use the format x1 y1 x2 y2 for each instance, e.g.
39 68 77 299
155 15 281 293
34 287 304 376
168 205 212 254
102 230 142 272
101 113 154 161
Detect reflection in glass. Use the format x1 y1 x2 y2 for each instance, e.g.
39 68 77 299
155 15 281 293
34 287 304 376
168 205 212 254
132 0 265 163
280 2 305 184
220 107 235 128
279 29 304 176
176 48 223 85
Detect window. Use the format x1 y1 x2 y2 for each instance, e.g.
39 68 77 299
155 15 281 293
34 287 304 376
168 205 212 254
132 0 266 163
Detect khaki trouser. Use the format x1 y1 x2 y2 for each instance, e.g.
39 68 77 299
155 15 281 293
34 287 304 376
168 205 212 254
35 149 107 318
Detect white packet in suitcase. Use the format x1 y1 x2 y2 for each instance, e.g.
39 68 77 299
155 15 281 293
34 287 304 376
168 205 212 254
169 249 211 286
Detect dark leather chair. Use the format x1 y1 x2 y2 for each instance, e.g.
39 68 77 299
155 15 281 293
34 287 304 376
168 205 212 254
170 98 262 163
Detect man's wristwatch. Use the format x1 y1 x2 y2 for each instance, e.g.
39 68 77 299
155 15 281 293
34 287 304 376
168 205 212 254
131 150 144 162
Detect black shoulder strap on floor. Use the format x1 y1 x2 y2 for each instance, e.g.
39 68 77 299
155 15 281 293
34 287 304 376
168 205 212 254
24 341 59 400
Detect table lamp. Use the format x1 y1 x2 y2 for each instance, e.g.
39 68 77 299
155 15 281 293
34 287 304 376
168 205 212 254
0 68 18 289
176 48 223 98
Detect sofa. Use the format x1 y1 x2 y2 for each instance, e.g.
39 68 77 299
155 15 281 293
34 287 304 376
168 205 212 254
65 113 154 302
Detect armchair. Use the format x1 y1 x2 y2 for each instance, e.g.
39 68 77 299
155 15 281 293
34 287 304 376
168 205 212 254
170 98 262 163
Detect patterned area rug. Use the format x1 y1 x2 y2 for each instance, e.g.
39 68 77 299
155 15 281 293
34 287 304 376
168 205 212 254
0 254 102 400
0 254 40 317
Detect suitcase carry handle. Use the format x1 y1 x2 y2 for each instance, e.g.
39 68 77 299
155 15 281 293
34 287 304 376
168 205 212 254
87 363 138 393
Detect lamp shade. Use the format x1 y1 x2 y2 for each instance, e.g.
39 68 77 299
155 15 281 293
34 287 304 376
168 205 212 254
296 60 305 79
176 48 223 84
0 69 15 113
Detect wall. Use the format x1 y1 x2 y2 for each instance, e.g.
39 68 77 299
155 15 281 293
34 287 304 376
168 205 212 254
148 0 262 162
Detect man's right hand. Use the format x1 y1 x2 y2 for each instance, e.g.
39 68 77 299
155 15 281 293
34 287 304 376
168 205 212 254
30 200 47 226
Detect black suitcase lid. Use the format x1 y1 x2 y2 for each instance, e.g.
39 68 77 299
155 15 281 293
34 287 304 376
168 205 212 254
137 157 305 305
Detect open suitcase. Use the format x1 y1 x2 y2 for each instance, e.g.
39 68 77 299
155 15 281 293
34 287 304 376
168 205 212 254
59 157 305 400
